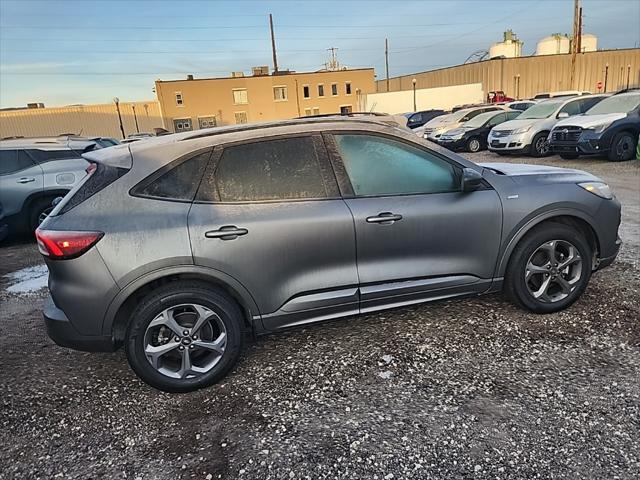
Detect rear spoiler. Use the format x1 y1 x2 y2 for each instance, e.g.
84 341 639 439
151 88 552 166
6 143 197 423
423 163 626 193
82 143 133 169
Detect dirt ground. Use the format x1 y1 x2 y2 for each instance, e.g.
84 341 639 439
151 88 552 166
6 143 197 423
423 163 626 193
0 153 638 480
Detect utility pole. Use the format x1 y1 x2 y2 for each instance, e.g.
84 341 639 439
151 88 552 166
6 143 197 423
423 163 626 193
570 0 581 89
269 14 278 74
385 38 390 92
113 97 125 139
327 47 339 71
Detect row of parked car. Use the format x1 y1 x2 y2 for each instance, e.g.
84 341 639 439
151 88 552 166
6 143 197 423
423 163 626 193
407 90 640 162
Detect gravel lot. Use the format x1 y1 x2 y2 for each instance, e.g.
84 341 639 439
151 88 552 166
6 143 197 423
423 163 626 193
0 153 638 480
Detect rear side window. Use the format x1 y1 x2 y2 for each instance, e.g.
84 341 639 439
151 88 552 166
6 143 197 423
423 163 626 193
28 149 81 163
134 150 210 201
0 149 36 175
208 136 332 202
58 163 127 215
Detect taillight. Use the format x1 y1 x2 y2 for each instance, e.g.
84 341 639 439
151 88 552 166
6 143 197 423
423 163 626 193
35 229 104 260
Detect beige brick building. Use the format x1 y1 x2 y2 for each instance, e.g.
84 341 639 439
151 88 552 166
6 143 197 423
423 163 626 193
154 68 376 132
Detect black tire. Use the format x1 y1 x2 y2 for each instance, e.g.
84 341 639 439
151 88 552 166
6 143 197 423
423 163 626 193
608 131 637 162
560 153 579 160
29 196 57 232
466 137 482 153
530 132 551 157
125 281 245 392
504 223 592 313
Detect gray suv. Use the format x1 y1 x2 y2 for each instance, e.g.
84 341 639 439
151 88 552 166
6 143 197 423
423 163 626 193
38 118 621 392
0 137 90 233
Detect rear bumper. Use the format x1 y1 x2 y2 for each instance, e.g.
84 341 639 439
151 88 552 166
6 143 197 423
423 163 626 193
44 295 116 352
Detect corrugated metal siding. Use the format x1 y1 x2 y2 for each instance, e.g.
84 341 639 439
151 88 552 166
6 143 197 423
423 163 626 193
377 49 640 99
0 101 163 139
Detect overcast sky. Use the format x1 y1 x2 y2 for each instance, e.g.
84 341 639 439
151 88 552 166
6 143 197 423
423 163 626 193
0 0 638 108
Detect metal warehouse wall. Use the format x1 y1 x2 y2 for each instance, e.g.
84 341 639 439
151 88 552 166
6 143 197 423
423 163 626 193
0 101 163 139
377 49 640 99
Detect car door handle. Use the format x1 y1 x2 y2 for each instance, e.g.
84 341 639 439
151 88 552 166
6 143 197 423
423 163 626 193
17 177 36 184
366 212 403 224
205 226 248 240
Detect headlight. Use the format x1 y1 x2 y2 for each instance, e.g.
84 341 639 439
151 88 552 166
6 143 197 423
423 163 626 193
578 182 613 199
586 122 612 134
512 126 532 134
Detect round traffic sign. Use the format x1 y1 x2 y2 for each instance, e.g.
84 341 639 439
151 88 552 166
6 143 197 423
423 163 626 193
596 81 603 90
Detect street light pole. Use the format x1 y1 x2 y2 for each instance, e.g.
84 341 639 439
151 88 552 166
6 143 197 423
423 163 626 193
627 64 631 90
132 104 140 133
603 63 609 93
113 97 125 139
412 78 417 111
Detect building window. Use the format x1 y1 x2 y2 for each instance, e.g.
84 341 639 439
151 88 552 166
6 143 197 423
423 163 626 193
303 85 310 99
345 82 352 95
340 105 353 115
273 86 288 102
198 116 217 129
331 83 338 96
234 111 248 124
175 92 183 106
173 118 192 132
318 84 324 97
304 108 312 116
232 89 248 105
312 107 320 115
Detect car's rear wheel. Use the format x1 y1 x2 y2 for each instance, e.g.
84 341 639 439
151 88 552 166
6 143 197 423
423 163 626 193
530 132 551 157
608 131 636 162
466 137 482 153
125 281 244 392
29 196 57 232
505 223 592 313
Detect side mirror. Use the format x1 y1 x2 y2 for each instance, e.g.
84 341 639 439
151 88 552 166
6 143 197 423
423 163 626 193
461 116 470 122
557 112 570 119
461 168 483 192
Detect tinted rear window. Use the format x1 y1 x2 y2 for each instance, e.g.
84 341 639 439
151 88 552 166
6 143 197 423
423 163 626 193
0 149 36 175
134 150 210 201
28 149 81 163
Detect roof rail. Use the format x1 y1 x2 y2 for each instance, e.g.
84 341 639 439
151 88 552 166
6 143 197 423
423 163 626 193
613 87 640 95
181 116 395 142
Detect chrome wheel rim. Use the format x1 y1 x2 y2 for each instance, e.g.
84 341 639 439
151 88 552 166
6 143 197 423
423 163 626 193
143 303 227 379
525 240 583 303
469 139 480 152
535 136 549 155
38 206 54 225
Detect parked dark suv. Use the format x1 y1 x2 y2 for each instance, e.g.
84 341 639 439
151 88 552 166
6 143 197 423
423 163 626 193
38 118 621 392
405 110 447 129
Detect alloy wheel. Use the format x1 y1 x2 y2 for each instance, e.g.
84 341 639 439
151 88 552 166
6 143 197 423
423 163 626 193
143 303 227 379
38 206 54 226
525 239 583 303
615 136 633 159
535 136 550 155
468 139 481 152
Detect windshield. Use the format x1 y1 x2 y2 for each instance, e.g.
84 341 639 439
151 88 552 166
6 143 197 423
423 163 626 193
517 100 563 119
463 111 498 128
586 93 640 115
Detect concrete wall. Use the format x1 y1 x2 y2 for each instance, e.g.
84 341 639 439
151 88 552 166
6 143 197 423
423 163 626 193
155 69 375 131
0 101 163 139
364 83 484 114
377 48 640 99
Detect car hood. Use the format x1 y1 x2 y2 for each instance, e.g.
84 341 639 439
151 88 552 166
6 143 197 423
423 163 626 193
554 112 627 128
480 162 600 185
492 118 540 131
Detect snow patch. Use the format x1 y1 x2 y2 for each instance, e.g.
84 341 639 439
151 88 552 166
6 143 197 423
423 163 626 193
4 264 49 294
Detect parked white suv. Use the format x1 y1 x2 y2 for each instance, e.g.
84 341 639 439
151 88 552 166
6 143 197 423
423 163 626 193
0 137 90 233
419 105 505 141
487 95 606 157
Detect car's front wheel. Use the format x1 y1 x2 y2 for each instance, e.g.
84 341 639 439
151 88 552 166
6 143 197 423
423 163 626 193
505 223 592 313
608 131 637 162
530 132 551 157
125 281 244 392
466 137 482 153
